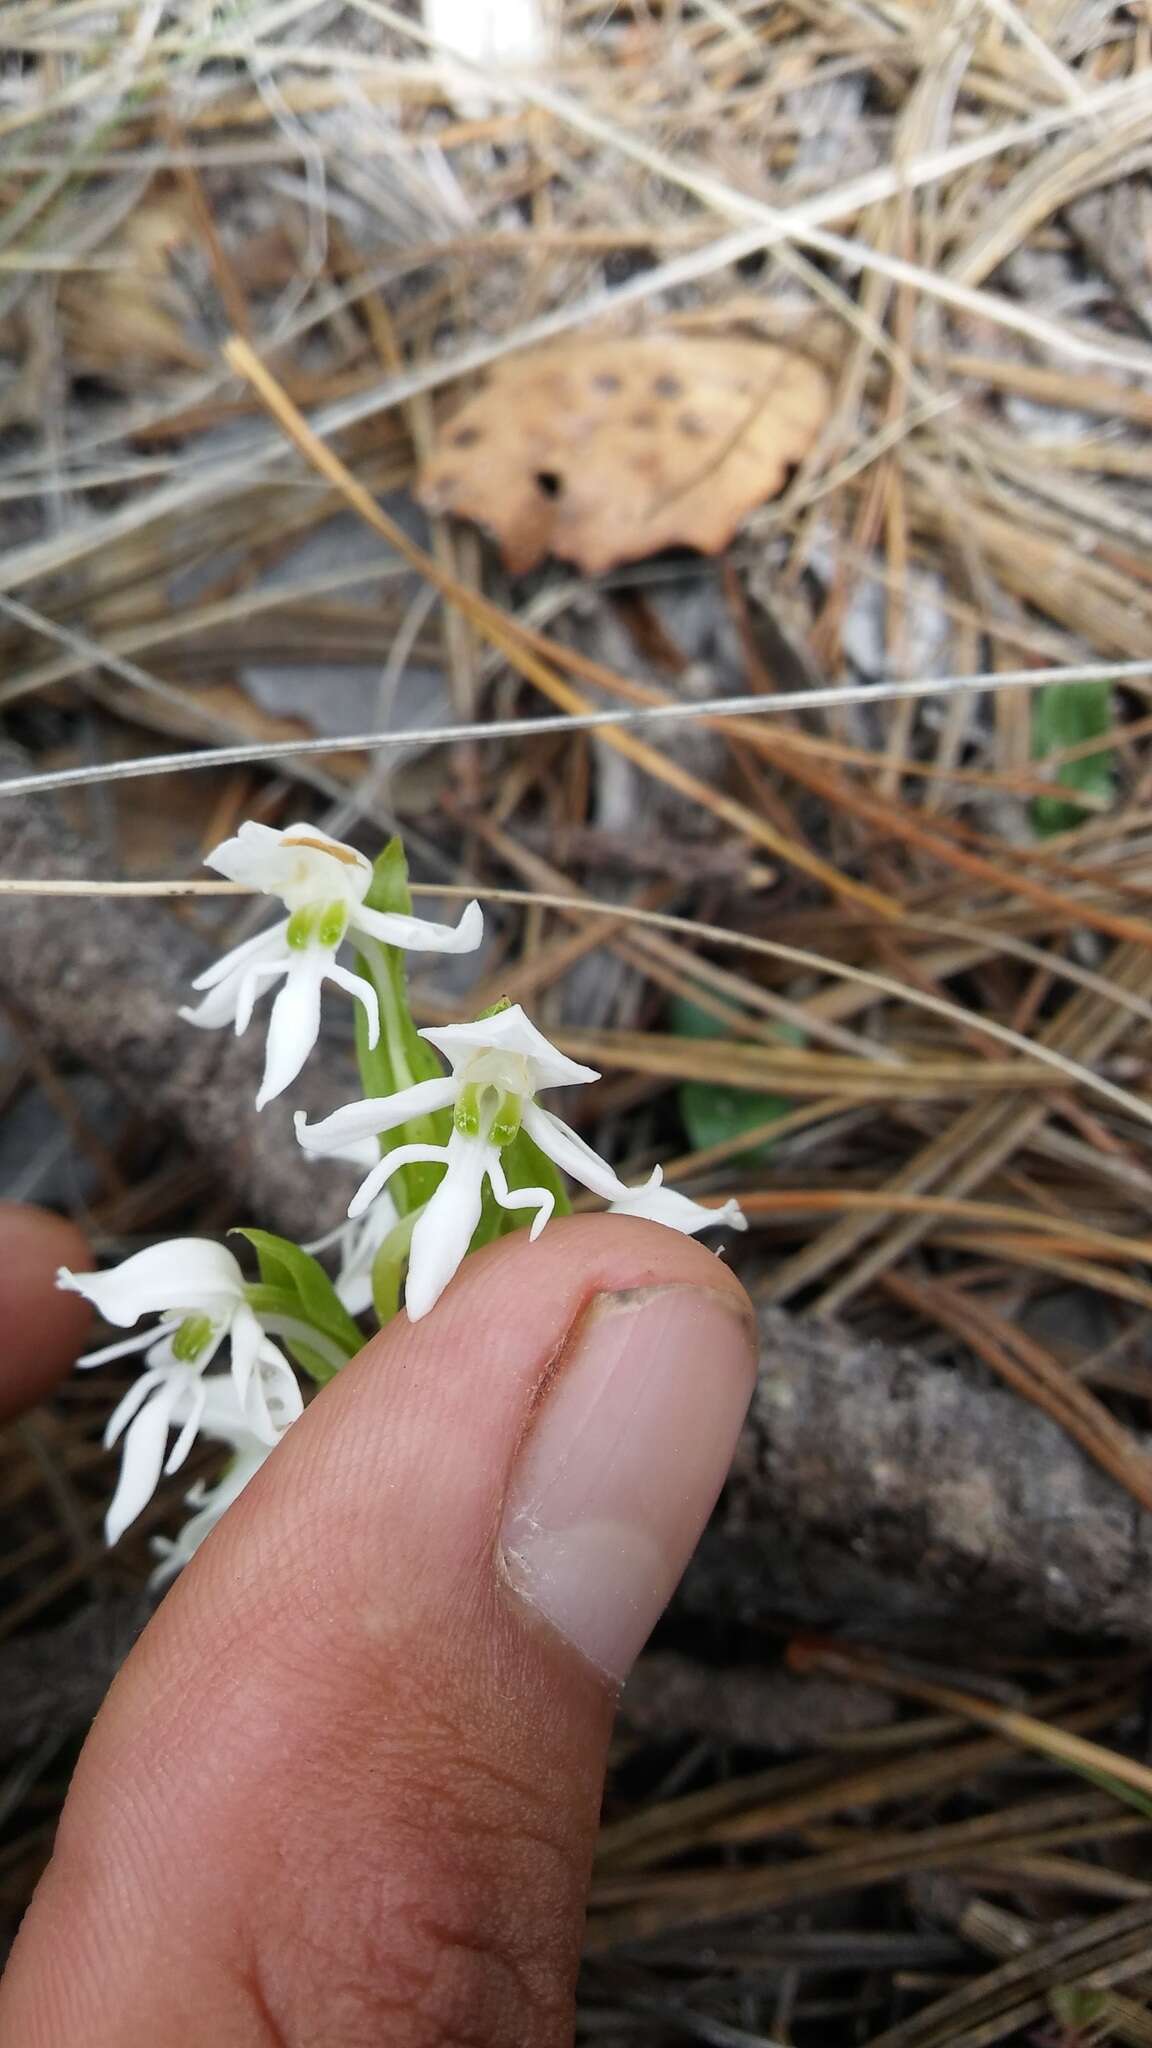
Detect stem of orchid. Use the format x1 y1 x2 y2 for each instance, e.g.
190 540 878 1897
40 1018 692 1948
354 936 449 1217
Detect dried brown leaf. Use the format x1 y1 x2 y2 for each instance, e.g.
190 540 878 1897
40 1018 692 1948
417 335 830 574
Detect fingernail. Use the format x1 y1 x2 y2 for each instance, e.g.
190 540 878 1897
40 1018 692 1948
501 1285 757 1681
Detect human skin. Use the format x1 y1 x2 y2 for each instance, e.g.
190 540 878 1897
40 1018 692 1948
0 1210 756 2048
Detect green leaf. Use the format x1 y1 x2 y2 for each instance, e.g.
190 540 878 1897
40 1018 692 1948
234 1228 363 1360
671 995 793 1164
1031 678 1114 835
353 838 452 1215
370 1208 419 1326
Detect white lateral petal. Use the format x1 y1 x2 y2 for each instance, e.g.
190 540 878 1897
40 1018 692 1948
351 897 484 955
233 958 290 1038
486 1153 554 1241
421 1005 598 1091
326 961 381 1047
295 1078 457 1155
519 1104 629 1202
164 1378 208 1475
76 1326 170 1370
255 960 324 1109
105 1380 183 1545
179 978 248 1032
104 1367 166 1448
347 1142 447 1219
188 919 288 994
58 1240 244 1326
404 1133 491 1321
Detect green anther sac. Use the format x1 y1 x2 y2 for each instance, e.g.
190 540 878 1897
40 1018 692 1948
285 904 319 950
489 1090 523 1147
317 900 349 949
171 1312 216 1364
453 1083 483 1138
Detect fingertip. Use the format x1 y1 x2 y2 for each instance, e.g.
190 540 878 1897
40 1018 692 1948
456 1209 753 1332
0 1203 93 1420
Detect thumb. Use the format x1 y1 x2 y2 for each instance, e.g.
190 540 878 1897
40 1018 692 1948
0 1214 755 2048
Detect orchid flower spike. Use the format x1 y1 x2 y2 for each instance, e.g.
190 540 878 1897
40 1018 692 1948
296 1003 746 1322
180 822 483 1108
58 1239 303 1545
149 1374 285 1585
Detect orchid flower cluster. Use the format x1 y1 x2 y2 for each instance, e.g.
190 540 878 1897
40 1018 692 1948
60 824 746 1576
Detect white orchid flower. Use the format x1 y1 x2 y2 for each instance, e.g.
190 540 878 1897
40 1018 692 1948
150 1375 286 1586
58 1239 304 1544
295 1003 745 1322
179 822 483 1108
609 1166 748 1238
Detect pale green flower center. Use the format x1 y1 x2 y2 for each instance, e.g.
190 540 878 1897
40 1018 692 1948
454 1082 523 1146
453 1047 534 1146
171 1312 217 1363
286 899 350 951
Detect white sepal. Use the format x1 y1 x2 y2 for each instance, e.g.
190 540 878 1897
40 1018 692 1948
608 1167 748 1236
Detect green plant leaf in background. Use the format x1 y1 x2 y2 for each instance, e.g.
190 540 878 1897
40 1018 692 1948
234 1227 364 1382
1031 677 1114 836
670 995 794 1164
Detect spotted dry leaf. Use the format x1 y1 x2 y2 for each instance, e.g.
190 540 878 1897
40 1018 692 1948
417 335 830 574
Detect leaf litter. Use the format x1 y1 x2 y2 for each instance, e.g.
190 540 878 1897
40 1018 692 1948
2 1 1152 2040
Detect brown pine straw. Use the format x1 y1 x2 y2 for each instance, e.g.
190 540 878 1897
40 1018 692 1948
223 337 902 925
883 1269 1152 1516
